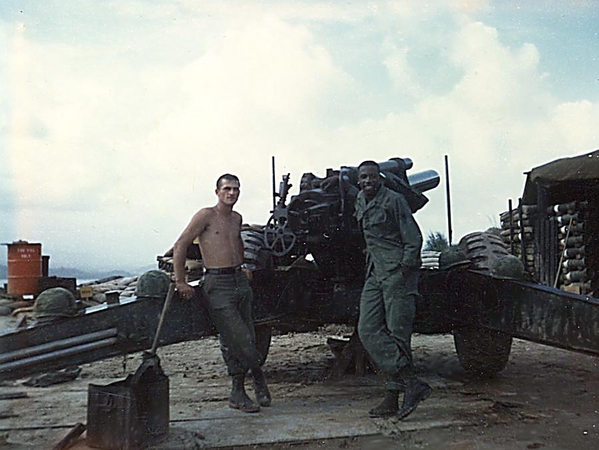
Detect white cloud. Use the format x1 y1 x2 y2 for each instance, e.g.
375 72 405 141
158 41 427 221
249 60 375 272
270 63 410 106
382 39 424 101
1 1 598 270
2 10 354 269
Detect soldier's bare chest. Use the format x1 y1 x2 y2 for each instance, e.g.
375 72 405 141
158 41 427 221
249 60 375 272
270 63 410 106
206 215 238 238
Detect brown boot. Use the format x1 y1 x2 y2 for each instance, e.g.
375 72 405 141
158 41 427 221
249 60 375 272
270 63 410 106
251 367 272 407
368 390 399 418
229 373 260 413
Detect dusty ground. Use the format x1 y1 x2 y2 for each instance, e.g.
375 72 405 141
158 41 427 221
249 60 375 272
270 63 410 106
0 323 598 450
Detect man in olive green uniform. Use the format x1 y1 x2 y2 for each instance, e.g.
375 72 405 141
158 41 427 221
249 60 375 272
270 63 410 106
354 160 432 420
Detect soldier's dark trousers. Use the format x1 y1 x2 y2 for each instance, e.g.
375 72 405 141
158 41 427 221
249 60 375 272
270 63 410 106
202 271 263 376
358 268 419 391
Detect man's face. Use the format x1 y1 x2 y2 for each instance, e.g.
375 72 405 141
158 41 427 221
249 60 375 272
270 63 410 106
216 179 240 206
358 165 381 200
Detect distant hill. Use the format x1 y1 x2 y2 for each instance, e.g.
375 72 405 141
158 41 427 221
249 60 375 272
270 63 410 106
49 267 136 280
0 264 157 281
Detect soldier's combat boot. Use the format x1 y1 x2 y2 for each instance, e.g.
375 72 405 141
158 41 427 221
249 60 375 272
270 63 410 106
396 379 432 420
251 367 272 407
368 390 399 418
229 373 260 413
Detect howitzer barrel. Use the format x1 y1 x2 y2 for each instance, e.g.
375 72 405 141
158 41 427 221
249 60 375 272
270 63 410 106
379 157 413 173
343 157 412 177
407 169 440 193
342 157 439 193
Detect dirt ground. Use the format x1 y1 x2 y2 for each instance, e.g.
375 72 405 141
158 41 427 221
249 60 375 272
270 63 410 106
0 324 598 450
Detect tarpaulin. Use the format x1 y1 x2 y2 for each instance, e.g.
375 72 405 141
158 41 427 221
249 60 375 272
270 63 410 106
521 150 599 203
529 150 599 184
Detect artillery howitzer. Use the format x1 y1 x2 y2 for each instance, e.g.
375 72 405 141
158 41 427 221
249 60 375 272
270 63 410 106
247 155 599 376
1 154 599 383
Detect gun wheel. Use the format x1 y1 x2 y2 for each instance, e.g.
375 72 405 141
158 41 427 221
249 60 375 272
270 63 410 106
453 231 513 378
264 215 297 257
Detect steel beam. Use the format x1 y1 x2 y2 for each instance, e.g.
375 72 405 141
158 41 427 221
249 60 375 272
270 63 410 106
447 270 599 355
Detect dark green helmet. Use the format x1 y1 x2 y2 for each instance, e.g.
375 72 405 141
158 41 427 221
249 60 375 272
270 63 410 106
33 287 77 321
135 270 171 299
485 227 503 238
438 245 471 271
491 255 525 280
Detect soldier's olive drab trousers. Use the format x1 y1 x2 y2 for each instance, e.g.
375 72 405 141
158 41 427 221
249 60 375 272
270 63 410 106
202 272 263 376
358 267 419 391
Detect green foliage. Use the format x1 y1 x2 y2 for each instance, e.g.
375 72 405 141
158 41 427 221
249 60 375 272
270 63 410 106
424 231 449 252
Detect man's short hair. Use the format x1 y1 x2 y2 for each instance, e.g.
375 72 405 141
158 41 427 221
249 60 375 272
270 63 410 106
216 173 240 189
358 160 380 171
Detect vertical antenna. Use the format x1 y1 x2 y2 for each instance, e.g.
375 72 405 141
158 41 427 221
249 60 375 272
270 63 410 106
271 156 276 212
444 155 453 245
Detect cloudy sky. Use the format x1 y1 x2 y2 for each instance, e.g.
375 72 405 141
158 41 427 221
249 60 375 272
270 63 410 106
1 0 598 272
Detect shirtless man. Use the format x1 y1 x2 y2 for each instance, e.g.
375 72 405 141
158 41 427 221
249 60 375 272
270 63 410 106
173 174 271 413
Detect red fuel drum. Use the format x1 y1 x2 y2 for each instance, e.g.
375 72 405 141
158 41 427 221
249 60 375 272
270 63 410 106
6 240 42 296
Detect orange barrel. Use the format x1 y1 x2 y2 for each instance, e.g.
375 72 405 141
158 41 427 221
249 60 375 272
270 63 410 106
6 240 42 296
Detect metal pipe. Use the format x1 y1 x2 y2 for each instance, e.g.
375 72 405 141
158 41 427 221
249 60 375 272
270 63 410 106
0 328 118 365
0 337 119 374
348 158 413 178
444 155 453 245
149 284 175 355
407 170 440 193
379 157 413 174
271 156 276 213
345 158 438 193
508 199 515 255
